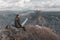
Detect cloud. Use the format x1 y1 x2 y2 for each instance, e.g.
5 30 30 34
0 0 31 10
0 0 60 10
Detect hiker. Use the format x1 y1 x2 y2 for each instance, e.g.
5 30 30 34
15 14 26 31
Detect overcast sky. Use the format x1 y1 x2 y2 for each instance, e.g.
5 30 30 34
0 0 60 10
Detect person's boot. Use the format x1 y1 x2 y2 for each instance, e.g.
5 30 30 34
22 27 26 31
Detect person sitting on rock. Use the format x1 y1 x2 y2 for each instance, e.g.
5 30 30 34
15 14 26 31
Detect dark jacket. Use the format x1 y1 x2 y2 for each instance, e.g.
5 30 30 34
15 16 22 28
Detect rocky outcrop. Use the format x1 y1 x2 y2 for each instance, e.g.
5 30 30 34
0 25 60 40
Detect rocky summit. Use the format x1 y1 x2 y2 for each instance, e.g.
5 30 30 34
0 25 60 40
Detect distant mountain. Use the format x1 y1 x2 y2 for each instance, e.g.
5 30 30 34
0 10 60 35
